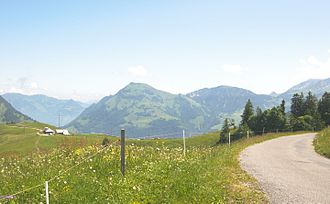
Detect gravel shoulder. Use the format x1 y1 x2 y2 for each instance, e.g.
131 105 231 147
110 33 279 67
240 133 330 204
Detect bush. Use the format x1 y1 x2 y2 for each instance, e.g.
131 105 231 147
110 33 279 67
101 138 110 146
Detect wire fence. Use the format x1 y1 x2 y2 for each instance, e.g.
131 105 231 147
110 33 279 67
0 127 311 201
0 145 110 201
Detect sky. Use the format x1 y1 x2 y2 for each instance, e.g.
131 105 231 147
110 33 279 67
1 0 330 102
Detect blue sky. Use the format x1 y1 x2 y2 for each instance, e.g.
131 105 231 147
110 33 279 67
1 0 330 102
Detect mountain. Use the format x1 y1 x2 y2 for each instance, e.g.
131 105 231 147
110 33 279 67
2 93 88 126
187 86 278 129
0 96 32 123
58 78 330 137
66 83 210 137
281 78 330 99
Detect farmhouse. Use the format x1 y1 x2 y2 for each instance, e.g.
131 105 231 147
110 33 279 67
43 127 55 135
55 129 70 136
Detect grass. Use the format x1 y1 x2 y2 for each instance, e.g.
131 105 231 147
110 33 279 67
0 122 306 203
314 127 330 158
0 122 116 156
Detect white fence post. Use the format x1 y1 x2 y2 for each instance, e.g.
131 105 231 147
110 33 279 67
45 181 49 204
183 129 186 157
228 132 231 147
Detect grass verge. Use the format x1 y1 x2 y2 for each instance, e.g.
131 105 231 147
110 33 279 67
314 128 330 158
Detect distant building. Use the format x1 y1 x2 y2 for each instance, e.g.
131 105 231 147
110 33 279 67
43 127 55 135
55 129 70 136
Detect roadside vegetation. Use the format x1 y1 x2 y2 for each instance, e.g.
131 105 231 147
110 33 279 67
219 91 330 144
314 128 330 158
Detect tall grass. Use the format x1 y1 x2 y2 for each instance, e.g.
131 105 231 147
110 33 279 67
314 128 330 158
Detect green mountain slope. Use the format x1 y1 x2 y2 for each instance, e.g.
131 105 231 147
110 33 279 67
187 86 278 128
0 96 32 123
66 83 210 137
2 93 88 126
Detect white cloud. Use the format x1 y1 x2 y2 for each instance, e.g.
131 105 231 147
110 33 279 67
0 77 46 95
128 65 148 77
221 64 244 74
30 82 38 89
298 52 330 79
306 56 322 66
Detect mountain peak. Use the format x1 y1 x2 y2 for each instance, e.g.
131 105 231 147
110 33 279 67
117 82 169 97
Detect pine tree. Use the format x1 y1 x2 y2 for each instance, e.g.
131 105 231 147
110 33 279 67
304 91 318 116
318 92 330 126
219 118 230 143
291 93 304 117
280 99 285 115
241 99 254 126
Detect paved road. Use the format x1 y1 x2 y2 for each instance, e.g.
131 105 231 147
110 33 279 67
240 133 330 204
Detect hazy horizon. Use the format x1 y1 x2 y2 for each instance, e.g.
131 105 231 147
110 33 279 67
1 1 330 102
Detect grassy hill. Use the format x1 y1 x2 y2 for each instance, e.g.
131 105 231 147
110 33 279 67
0 122 305 203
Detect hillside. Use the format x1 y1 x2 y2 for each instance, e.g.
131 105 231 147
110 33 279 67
280 78 330 99
187 86 278 128
3 93 88 126
66 83 210 137
0 96 32 123
66 78 330 136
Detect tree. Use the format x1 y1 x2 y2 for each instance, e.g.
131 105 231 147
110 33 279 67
318 92 330 126
304 91 318 116
289 115 313 131
289 91 324 131
249 107 265 133
219 118 235 143
263 107 286 131
241 99 254 126
280 99 286 115
291 93 304 117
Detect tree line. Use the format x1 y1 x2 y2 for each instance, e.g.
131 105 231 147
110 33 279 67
219 91 330 143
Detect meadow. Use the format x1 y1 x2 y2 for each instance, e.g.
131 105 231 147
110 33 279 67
0 122 305 203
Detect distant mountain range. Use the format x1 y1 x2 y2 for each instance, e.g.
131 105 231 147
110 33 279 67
0 96 32 123
66 78 330 137
2 77 330 136
2 93 88 126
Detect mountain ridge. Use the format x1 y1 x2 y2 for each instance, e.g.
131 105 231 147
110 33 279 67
0 96 32 123
2 93 88 126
